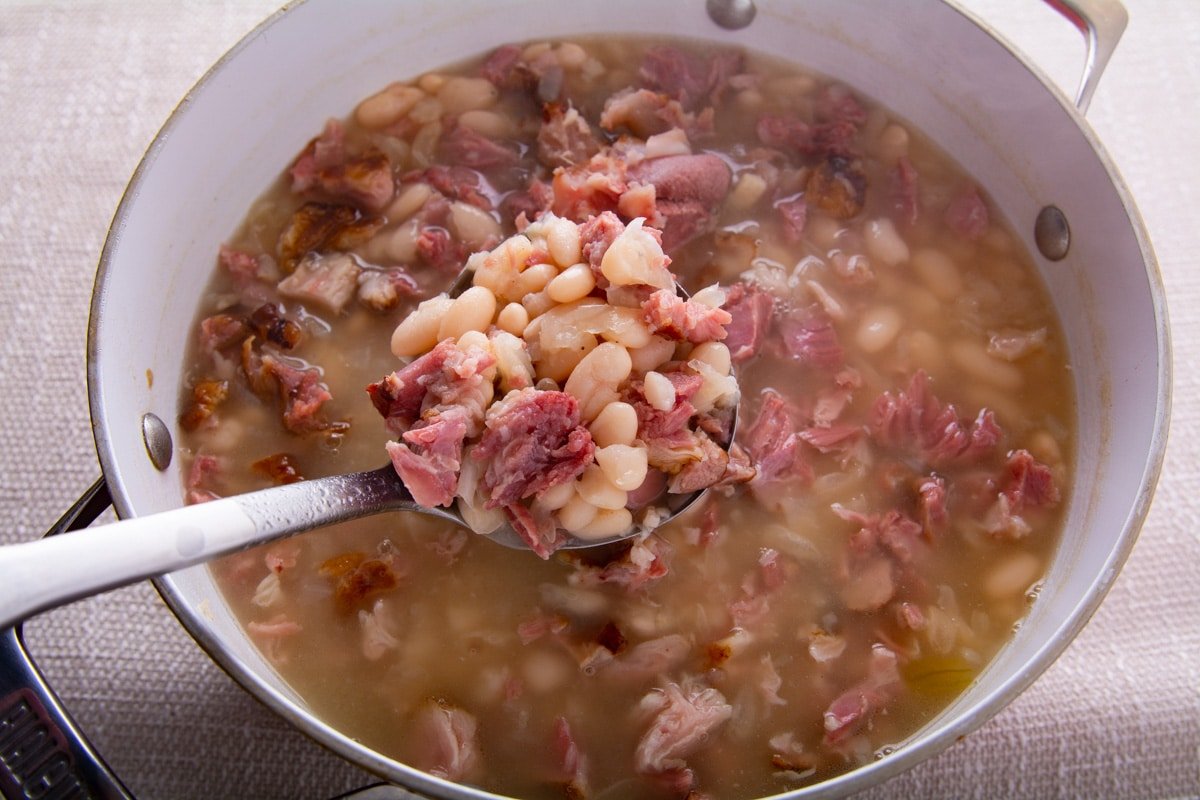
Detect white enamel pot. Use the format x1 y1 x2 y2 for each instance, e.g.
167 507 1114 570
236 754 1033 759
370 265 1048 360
72 0 1169 798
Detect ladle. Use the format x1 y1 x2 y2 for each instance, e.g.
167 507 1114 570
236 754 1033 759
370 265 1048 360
0 268 737 630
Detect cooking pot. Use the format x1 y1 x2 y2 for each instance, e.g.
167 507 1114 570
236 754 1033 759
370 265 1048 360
0 0 1168 798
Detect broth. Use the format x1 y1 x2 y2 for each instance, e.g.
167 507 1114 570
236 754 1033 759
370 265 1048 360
178 36 1072 799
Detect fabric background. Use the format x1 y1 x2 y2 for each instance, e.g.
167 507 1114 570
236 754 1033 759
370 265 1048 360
0 1 1196 798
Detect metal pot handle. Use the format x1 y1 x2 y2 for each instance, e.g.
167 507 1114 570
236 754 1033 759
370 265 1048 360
1045 0 1128 113
0 478 134 799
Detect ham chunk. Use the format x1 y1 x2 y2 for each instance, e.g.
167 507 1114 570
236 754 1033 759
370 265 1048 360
475 388 596 508
944 185 989 240
822 645 902 747
627 154 731 251
410 702 481 782
720 282 774 364
386 408 471 507
440 124 521 169
278 252 360 313
261 355 334 433
367 339 495 437
742 389 811 488
538 104 600 169
291 120 395 211
641 289 731 343
869 370 1003 467
635 680 732 774
780 310 843 369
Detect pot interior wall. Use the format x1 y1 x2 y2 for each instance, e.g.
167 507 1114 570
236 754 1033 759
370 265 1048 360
89 0 1164 796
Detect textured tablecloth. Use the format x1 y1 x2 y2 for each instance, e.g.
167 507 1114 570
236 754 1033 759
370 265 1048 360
0 2 1196 798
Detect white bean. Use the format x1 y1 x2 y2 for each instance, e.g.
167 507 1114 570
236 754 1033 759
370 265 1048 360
355 83 425 129
589 402 638 448
417 73 446 93
559 493 599 532
949 339 1024 390
496 303 530 336
438 286 497 340
855 306 903 354
595 445 649 491
576 465 628 510
565 343 633 404
571 507 634 541
689 342 731 375
643 371 675 412
391 294 453 357
516 262 559 297
547 263 597 304
728 172 767 210
876 122 910 165
385 219 421 262
458 109 516 139
864 218 910 267
556 42 588 70
437 76 499 115
410 121 442 167
628 335 677 374
408 96 444 125
535 479 577 513
904 330 946 373
522 289 557 319
387 183 433 223
547 217 583 267
911 247 964 301
449 201 501 250
984 551 1042 600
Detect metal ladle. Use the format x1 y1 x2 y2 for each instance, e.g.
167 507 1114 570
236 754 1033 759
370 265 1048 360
0 269 737 630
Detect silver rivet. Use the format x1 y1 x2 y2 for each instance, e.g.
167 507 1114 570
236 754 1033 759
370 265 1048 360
707 0 757 30
141 412 173 471
1035 205 1070 261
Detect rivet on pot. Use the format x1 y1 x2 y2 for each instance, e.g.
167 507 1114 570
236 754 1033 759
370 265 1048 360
706 0 756 30
1035 205 1070 261
141 412 173 471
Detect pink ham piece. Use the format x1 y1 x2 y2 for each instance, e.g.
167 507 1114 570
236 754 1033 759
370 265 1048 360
742 389 812 488
641 289 731 343
475 388 596 508
1002 449 1060 510
569 535 673 591
869 370 1003 467
277 252 360 314
261 355 333 433
639 45 743 110
291 119 394 212
551 717 589 797
891 157 920 226
504 503 567 560
635 680 733 774
776 196 808 242
385 408 470 507
440 124 522 169
367 339 495 437
780 311 843 369
822 645 902 747
603 634 691 684
537 104 600 169
409 702 481 782
944 185 989 240
627 154 732 251
720 282 774 364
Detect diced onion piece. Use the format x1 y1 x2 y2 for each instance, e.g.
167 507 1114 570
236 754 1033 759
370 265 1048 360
600 218 673 289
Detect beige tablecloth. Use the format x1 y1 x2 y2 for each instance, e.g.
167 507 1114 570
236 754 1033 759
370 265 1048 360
1 2 1197 798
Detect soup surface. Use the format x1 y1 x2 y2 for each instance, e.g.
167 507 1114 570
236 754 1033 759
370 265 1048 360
179 37 1072 799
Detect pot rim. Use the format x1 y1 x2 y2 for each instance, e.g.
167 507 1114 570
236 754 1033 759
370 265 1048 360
85 1 1171 798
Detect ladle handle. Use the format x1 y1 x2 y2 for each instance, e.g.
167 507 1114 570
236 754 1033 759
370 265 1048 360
0 467 414 632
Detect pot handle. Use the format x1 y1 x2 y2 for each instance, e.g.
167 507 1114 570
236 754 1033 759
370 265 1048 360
1044 0 1128 113
0 478 134 800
